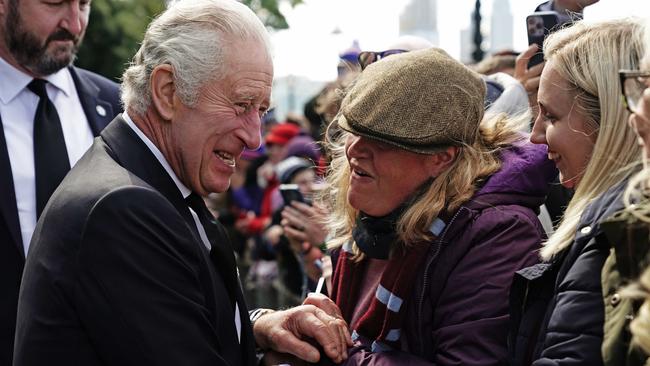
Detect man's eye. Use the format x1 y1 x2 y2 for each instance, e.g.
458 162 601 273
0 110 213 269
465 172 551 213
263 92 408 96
259 107 269 118
236 103 252 113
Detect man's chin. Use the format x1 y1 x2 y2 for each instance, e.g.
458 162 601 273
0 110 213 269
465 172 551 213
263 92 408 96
31 51 75 75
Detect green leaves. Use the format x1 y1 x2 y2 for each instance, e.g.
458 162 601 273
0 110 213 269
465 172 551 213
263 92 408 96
76 0 302 80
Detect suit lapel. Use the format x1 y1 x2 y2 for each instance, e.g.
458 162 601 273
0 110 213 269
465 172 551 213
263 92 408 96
69 67 115 136
0 114 23 255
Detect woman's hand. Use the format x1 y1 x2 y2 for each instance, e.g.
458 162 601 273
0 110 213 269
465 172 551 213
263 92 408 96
514 44 545 114
281 201 329 247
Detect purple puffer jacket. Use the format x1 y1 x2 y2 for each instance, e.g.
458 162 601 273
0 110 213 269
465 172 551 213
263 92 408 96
337 141 557 365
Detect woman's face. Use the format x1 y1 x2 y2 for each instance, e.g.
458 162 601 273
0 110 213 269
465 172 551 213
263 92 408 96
629 90 650 157
530 61 598 189
345 134 441 217
628 55 650 157
291 168 317 196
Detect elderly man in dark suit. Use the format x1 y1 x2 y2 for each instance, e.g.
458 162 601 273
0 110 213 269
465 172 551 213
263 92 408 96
0 0 121 364
13 1 350 365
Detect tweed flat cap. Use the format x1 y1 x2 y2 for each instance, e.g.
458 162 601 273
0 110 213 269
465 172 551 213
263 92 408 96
336 47 486 154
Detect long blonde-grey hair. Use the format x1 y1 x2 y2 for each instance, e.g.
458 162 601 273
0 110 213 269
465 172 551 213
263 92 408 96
320 110 529 258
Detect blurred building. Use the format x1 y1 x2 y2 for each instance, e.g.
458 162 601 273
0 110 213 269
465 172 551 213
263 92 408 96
271 76 325 122
490 0 514 53
460 26 473 64
399 0 439 46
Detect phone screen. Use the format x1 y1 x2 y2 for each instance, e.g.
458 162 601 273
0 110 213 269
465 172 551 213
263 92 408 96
279 184 306 205
526 11 559 68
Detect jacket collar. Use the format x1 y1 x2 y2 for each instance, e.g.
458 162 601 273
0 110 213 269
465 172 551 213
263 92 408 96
100 115 197 234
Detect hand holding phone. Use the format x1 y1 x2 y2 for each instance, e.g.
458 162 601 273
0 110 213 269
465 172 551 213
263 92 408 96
279 184 307 205
526 11 559 68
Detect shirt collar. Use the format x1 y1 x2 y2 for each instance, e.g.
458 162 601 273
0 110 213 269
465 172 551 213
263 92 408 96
0 56 72 104
122 112 192 199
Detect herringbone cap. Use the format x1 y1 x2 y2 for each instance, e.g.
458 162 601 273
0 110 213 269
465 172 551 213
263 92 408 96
336 47 486 154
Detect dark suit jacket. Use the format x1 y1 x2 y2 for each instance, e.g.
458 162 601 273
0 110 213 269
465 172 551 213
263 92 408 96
13 116 257 366
0 66 121 366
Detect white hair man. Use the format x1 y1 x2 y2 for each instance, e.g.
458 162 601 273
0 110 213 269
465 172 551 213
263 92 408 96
13 1 350 365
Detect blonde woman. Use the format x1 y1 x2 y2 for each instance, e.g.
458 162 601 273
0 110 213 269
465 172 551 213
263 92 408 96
308 47 556 364
508 19 645 365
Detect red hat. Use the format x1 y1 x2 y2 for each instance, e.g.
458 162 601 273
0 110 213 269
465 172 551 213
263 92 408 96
265 123 301 146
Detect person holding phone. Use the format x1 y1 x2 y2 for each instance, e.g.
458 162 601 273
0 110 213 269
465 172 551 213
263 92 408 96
305 47 556 365
262 157 329 304
508 18 645 366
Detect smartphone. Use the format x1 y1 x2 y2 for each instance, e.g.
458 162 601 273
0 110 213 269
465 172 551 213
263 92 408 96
526 11 560 68
279 184 307 205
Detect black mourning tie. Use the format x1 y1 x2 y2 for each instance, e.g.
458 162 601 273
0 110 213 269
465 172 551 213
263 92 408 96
28 79 70 217
185 193 239 310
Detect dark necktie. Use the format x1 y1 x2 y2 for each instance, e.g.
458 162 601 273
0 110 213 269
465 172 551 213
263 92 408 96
28 79 70 217
185 193 239 310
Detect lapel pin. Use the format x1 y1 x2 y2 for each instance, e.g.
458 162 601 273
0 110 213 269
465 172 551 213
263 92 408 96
95 105 107 117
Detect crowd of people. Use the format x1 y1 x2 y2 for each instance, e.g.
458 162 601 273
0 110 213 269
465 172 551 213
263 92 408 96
2 0 650 365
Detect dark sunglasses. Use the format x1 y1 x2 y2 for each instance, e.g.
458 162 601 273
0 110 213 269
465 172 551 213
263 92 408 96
358 49 407 70
619 69 650 113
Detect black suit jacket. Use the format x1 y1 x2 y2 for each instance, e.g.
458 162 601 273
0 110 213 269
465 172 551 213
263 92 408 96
13 116 257 366
0 66 121 366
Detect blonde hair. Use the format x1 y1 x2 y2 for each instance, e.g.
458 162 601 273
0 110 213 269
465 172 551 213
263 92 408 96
321 110 529 257
540 19 645 260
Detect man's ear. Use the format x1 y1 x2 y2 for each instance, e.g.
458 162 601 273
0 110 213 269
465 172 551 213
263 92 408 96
150 64 175 121
426 146 459 177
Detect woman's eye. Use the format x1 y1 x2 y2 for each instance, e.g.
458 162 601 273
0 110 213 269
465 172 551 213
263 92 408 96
544 114 557 123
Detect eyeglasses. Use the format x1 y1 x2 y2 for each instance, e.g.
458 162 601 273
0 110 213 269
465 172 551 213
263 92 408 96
358 49 407 70
619 69 650 113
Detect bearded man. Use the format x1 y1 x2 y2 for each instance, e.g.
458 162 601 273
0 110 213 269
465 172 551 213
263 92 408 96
0 1 121 364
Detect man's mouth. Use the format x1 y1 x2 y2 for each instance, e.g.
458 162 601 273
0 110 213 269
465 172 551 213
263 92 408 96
215 151 235 167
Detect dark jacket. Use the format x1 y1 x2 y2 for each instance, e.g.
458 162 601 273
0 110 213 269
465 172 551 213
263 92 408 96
600 200 650 366
337 141 556 365
13 116 256 366
0 66 121 366
509 179 630 366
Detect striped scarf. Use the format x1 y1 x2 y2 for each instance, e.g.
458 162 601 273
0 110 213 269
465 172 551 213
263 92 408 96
331 217 446 352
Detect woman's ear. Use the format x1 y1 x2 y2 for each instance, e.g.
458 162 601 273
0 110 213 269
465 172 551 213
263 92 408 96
150 64 175 121
426 146 459 177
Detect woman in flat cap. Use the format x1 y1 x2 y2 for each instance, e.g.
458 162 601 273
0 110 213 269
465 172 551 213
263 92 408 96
307 47 556 364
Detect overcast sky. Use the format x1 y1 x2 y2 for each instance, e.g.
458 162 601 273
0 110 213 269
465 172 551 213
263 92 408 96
270 0 650 81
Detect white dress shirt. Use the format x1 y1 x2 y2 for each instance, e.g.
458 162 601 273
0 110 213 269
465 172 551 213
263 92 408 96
0 57 93 255
123 112 241 342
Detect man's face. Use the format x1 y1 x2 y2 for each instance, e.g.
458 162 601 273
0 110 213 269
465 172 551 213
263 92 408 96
168 38 273 196
1 0 90 76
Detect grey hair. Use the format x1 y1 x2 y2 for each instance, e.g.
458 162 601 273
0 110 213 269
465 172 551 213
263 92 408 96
121 0 272 116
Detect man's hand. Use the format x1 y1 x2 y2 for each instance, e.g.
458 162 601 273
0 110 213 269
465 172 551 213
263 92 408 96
253 304 352 363
515 44 545 114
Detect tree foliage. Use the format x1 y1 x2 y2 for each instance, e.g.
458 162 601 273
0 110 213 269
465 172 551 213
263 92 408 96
76 0 301 81
76 0 167 81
